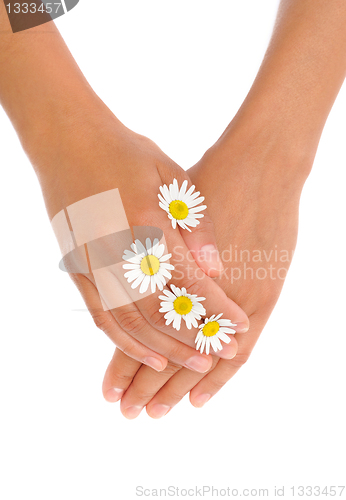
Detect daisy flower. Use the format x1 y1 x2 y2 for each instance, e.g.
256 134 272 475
159 284 206 331
122 238 174 294
158 178 207 232
195 314 236 355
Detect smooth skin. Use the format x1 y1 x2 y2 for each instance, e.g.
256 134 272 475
0 3 249 374
102 0 346 418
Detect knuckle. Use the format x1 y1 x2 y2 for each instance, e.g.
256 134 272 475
229 350 251 369
146 303 169 331
161 362 182 377
208 378 227 392
92 312 113 333
182 276 206 299
195 214 215 234
110 370 135 386
116 308 146 337
120 336 140 358
131 387 158 404
162 388 185 404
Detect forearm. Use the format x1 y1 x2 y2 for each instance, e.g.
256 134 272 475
222 0 346 173
0 3 113 160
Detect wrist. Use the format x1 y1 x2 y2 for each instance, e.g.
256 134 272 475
217 105 317 189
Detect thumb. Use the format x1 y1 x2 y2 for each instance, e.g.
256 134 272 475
158 172 224 277
179 204 224 278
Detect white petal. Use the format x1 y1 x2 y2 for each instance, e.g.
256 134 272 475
159 253 172 262
158 193 168 205
189 205 207 214
189 315 198 329
184 315 192 329
154 273 165 290
169 182 177 200
159 201 170 212
145 238 153 254
200 336 207 354
220 327 236 334
210 336 219 353
150 276 156 294
218 319 236 327
155 244 165 259
160 184 171 203
194 305 206 316
122 263 140 269
178 220 191 232
139 274 150 294
195 330 202 344
214 313 223 321
205 339 210 355
135 239 146 255
160 268 172 280
160 262 174 271
185 184 195 197
159 302 174 313
173 314 182 331
159 290 176 301
123 249 137 259
171 218 177 229
151 238 160 256
218 331 232 344
179 180 188 198
187 196 205 208
214 335 223 351
187 190 201 202
124 269 143 282
131 274 144 290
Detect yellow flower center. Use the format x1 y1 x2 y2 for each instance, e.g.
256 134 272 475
202 321 220 337
169 200 189 220
140 255 160 276
173 296 193 315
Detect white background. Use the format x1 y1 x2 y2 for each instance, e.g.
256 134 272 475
0 1 345 499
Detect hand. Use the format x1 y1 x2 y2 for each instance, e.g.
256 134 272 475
101 118 311 418
28 101 249 374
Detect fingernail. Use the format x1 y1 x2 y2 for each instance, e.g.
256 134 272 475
193 394 211 408
199 244 224 272
105 388 124 403
185 355 211 373
123 405 143 419
234 322 249 333
149 404 171 419
144 357 165 372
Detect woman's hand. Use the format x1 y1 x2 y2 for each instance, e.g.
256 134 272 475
26 100 249 374
100 114 311 418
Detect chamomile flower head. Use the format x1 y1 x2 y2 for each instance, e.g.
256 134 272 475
122 238 174 294
158 178 207 232
158 284 206 331
195 314 236 355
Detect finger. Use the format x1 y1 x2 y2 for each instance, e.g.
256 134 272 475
102 348 141 403
158 172 223 277
136 248 246 360
111 301 213 372
74 273 213 374
70 273 168 372
119 361 183 419
189 315 264 407
145 357 220 419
